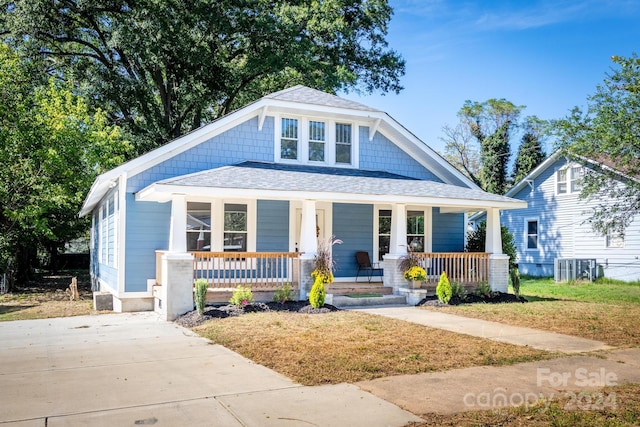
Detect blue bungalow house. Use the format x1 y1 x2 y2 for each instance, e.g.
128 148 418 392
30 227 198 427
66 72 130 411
476 150 640 282
80 86 526 319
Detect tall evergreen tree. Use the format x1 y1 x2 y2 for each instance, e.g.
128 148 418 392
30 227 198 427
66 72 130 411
512 116 547 183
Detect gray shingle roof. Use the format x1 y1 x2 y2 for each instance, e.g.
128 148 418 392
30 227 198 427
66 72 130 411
155 162 521 205
264 85 380 112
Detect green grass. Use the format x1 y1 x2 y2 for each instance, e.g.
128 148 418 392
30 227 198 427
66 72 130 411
516 276 640 304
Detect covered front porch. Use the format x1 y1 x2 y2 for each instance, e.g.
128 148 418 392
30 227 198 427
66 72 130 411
138 162 524 319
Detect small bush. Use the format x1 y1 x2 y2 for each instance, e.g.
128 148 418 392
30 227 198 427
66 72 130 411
450 281 467 300
436 272 453 304
510 268 521 298
195 278 208 315
273 282 294 304
229 285 254 307
309 281 326 308
475 282 493 298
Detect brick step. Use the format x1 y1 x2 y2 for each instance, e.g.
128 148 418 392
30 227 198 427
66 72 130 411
328 286 393 296
332 294 407 308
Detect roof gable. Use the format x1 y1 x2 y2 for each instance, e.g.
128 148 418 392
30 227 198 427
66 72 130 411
80 85 478 216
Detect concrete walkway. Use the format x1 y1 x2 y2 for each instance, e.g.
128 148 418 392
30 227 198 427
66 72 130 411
352 306 614 353
0 313 421 426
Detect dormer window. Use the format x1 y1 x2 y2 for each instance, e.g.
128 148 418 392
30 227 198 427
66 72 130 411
276 115 357 167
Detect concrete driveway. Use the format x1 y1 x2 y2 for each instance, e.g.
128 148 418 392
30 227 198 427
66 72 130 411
0 312 421 426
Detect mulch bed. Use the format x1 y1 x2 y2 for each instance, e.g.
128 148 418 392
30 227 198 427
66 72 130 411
175 301 340 328
418 292 527 307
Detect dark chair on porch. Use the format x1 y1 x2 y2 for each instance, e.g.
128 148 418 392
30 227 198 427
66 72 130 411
355 251 383 283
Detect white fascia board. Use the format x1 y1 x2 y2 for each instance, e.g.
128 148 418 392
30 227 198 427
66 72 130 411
506 150 562 197
136 183 528 210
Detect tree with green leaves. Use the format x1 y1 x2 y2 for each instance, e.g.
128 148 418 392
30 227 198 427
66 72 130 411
512 116 547 184
465 221 517 269
447 99 524 194
554 54 640 237
4 0 405 154
0 43 130 289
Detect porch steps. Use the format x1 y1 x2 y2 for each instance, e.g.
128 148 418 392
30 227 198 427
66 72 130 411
328 282 392 296
332 294 407 308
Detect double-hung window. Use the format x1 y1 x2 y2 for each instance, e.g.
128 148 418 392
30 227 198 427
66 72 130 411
557 165 585 195
606 232 624 248
407 210 425 252
378 210 391 261
308 121 326 162
557 169 568 194
526 219 538 250
224 204 247 252
335 123 352 164
280 118 299 160
187 202 211 251
571 166 584 192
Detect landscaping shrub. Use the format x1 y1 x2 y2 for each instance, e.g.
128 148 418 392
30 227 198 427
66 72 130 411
195 278 208 315
436 272 453 304
475 282 493 298
309 281 326 309
510 267 521 298
229 285 254 307
273 282 293 304
450 281 467 300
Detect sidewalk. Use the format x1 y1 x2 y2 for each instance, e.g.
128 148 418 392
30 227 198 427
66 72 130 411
352 306 613 353
0 313 421 427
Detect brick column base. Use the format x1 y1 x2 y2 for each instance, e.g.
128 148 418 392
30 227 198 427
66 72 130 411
161 253 194 321
299 257 315 301
382 256 406 294
489 254 510 293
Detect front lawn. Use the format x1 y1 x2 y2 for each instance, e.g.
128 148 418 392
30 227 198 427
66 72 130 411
423 277 640 347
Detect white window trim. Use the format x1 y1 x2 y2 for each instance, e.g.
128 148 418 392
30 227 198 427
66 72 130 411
374 204 392 262
556 164 584 196
605 233 625 249
524 217 539 251
274 114 359 167
209 199 257 252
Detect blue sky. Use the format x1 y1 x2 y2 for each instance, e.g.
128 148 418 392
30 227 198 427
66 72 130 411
342 0 640 155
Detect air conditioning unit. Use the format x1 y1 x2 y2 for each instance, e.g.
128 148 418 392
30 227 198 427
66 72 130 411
554 258 597 282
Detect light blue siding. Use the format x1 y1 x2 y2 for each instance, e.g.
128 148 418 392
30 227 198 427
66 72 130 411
124 194 171 292
502 157 640 280
332 203 374 277
92 189 119 292
358 126 443 182
432 208 465 252
127 116 274 192
257 200 289 252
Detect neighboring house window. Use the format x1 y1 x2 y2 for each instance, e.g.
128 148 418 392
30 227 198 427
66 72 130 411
571 166 584 192
187 202 211 251
99 192 118 267
606 232 624 248
526 219 538 250
281 118 298 160
557 169 568 194
557 165 585 195
224 204 247 252
378 209 391 261
335 123 352 164
308 120 325 162
407 210 425 252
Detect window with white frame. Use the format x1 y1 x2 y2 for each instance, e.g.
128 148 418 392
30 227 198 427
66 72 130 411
280 118 298 160
606 232 624 248
224 203 247 252
407 210 425 252
557 165 585 195
378 209 391 261
308 120 326 162
99 191 117 267
277 116 355 166
335 123 352 164
526 219 538 250
187 202 211 251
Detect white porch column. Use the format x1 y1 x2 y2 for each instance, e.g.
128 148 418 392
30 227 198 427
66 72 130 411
299 199 318 258
383 203 407 293
485 208 510 292
485 208 502 254
389 203 407 256
168 195 187 253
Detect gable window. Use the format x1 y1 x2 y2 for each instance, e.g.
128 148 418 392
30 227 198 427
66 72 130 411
557 169 567 194
407 210 425 252
187 202 211 251
308 121 326 162
526 219 538 250
378 209 391 261
280 118 298 160
571 166 584 192
224 204 247 252
606 232 624 249
335 123 352 164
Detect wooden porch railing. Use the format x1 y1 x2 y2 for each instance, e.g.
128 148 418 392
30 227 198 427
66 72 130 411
192 252 300 290
413 252 490 286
